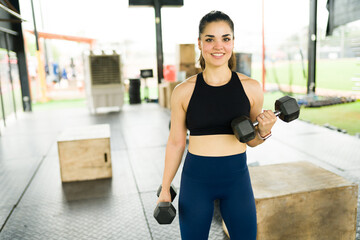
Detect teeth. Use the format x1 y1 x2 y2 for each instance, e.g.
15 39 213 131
212 53 224 56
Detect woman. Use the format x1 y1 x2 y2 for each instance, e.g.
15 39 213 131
157 10 277 240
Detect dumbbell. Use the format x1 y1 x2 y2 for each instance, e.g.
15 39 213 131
231 95 300 143
153 184 177 224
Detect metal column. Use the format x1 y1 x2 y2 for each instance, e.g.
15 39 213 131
154 0 164 84
307 0 317 94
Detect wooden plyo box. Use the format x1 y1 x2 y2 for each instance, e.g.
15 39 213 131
179 63 197 78
57 124 112 182
177 44 195 64
158 81 181 109
158 83 167 108
223 161 358 239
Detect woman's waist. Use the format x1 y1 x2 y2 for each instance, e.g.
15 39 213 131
182 150 248 180
188 134 246 156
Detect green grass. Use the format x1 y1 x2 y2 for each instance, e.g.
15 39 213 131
299 101 360 135
32 86 157 111
32 98 86 111
32 86 158 110
252 59 359 91
263 91 360 136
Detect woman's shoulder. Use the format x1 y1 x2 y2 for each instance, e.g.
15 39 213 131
172 74 197 96
234 72 263 106
171 74 198 110
235 72 262 93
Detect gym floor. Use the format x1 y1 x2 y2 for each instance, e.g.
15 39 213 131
0 103 359 240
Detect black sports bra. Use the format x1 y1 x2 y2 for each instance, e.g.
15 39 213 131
186 71 251 136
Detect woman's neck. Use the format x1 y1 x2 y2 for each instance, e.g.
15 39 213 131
203 66 232 86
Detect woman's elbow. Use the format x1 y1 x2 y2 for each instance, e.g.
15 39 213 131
168 136 186 150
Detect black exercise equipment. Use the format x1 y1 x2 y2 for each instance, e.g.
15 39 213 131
154 184 177 224
156 184 177 201
231 95 300 143
129 78 141 104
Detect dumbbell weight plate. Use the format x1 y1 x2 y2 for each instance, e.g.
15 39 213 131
231 116 256 143
153 202 177 224
275 96 300 122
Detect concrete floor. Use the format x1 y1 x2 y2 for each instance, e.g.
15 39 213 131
0 103 359 240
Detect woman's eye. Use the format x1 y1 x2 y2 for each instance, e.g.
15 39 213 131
223 38 231 42
205 39 213 42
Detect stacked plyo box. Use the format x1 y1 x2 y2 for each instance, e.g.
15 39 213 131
177 44 197 79
158 83 167 108
158 44 200 109
158 82 181 109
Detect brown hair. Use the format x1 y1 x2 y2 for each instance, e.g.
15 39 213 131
198 11 236 70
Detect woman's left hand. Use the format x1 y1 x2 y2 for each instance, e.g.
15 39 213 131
256 110 277 137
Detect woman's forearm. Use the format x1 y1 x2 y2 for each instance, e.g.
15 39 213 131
161 142 185 192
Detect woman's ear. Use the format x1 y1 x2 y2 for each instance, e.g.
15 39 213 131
198 38 202 50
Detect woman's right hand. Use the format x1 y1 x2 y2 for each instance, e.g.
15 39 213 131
156 189 172 204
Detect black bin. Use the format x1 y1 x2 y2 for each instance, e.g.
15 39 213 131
129 78 141 104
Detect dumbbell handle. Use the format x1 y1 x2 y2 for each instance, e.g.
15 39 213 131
253 110 281 127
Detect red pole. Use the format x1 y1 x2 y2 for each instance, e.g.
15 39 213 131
262 0 266 92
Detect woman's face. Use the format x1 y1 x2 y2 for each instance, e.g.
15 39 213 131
198 21 234 69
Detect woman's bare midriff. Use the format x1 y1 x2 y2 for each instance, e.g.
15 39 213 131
188 134 247 156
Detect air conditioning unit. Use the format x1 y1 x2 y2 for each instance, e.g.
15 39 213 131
84 51 124 113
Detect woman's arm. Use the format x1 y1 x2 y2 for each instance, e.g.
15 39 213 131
160 83 188 195
242 78 277 147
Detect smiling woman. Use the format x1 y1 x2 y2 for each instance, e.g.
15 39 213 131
156 10 278 240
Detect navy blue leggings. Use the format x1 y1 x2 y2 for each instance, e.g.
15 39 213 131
179 151 257 240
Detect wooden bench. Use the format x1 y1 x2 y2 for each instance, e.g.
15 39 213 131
223 161 358 239
57 124 112 182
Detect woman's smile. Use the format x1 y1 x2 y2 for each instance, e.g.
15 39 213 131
211 52 225 58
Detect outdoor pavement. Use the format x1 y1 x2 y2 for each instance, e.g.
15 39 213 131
0 103 359 240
